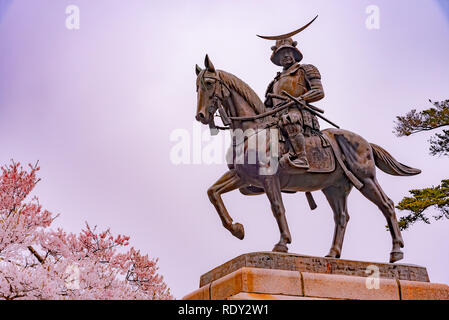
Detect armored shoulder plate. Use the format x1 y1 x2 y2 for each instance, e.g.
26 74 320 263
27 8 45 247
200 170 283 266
301 64 321 80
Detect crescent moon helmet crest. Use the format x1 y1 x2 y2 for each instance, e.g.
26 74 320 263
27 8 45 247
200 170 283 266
257 15 318 40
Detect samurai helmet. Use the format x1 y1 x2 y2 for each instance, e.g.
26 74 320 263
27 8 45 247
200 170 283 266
257 15 318 67
269 38 302 66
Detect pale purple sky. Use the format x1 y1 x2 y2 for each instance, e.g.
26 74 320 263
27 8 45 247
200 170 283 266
0 0 448 298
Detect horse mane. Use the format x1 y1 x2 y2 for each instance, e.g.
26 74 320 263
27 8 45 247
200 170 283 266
218 70 265 114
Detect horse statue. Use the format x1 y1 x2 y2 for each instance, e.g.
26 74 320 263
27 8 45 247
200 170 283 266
194 54 421 263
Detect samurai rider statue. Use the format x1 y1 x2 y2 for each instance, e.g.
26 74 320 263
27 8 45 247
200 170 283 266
261 16 324 169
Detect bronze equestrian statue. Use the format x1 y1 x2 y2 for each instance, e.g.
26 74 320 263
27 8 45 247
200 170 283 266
263 16 324 169
193 16 421 263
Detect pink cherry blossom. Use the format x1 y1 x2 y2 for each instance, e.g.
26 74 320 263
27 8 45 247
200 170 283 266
0 161 172 300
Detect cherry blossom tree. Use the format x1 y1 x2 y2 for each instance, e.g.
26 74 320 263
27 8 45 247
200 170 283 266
0 161 172 300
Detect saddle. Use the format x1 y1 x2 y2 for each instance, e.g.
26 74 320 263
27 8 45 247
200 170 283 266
238 130 343 198
279 132 335 173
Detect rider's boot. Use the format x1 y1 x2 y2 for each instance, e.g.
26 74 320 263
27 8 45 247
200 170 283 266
288 132 309 169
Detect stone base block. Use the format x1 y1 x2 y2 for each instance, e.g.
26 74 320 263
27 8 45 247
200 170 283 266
183 252 449 300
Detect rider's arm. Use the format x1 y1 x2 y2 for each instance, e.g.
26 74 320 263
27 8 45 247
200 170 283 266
302 78 324 103
300 64 325 103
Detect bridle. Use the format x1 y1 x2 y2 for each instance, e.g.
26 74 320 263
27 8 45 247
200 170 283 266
198 70 286 141
199 71 233 133
197 70 301 149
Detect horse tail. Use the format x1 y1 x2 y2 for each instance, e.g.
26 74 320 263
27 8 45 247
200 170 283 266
370 143 421 176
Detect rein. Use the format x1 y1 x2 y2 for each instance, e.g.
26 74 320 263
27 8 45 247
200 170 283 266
201 71 283 147
228 100 294 121
203 71 295 131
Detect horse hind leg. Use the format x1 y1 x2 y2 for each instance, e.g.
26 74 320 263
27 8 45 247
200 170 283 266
359 176 405 263
207 170 245 240
322 182 352 259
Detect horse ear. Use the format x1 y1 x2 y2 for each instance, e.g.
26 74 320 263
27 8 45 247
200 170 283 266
195 64 202 75
204 54 215 72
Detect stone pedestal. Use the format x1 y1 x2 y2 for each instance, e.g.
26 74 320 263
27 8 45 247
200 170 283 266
183 252 449 300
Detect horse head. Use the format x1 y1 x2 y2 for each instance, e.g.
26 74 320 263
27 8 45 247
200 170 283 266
195 54 221 126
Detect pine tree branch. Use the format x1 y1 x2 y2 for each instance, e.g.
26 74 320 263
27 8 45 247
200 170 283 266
396 179 449 230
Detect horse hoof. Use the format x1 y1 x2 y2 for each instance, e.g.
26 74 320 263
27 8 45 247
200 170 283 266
325 253 340 259
390 251 404 263
272 243 288 253
230 223 244 240
325 249 340 259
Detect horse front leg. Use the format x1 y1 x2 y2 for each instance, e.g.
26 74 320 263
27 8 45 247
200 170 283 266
207 170 245 240
262 175 292 252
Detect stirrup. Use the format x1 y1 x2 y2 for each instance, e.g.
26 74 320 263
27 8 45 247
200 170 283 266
287 155 309 169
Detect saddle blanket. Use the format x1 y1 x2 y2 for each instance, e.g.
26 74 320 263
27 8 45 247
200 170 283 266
280 133 335 173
